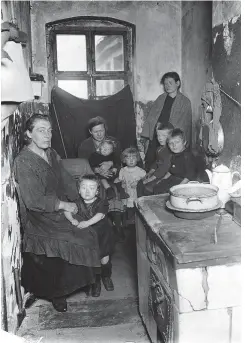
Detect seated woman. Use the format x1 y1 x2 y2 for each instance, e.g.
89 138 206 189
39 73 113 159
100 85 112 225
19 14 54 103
138 122 174 196
153 128 198 194
78 116 121 166
14 114 102 312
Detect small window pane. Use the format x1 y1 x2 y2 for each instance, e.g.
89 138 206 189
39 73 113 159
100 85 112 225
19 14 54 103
95 35 124 71
96 80 124 96
58 80 88 99
56 35 87 71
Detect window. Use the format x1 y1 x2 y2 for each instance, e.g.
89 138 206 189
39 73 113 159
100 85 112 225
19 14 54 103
46 17 134 100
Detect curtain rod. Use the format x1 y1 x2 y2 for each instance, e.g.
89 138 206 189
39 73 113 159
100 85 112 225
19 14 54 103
219 87 241 107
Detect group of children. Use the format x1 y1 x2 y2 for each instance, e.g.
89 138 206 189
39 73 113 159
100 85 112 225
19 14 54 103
63 123 206 297
88 122 202 210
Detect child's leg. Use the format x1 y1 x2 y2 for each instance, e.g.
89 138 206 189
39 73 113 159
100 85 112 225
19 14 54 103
101 178 111 189
109 211 125 241
101 256 114 291
126 206 136 224
101 178 115 199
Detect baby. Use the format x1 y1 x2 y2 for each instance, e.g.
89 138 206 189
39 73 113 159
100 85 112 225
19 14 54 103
153 128 197 194
89 139 119 198
64 174 115 297
116 147 146 219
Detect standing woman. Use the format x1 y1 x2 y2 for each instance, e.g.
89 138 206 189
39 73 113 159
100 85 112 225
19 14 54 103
14 114 101 312
141 72 192 170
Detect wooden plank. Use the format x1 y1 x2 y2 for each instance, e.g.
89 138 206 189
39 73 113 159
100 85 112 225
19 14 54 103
136 194 241 265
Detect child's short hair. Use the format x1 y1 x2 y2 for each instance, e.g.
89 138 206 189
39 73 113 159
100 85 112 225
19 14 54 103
78 174 100 189
121 147 141 163
167 128 186 142
156 122 174 132
99 139 115 152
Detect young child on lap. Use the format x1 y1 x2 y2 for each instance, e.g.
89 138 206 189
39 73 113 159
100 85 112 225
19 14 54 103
89 139 119 198
153 128 197 194
64 174 115 297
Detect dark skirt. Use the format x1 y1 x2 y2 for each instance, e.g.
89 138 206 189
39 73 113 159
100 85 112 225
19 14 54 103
21 252 100 299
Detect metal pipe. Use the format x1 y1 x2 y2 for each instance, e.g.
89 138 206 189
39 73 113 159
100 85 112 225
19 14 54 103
219 87 241 107
52 101 68 158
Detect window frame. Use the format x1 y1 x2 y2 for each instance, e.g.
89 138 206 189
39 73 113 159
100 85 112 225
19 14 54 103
46 17 135 100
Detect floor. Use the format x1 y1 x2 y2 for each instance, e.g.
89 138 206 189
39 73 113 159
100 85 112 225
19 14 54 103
17 226 150 343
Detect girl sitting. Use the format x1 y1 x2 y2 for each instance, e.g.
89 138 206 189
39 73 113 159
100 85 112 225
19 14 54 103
64 174 115 297
153 128 197 194
116 147 146 220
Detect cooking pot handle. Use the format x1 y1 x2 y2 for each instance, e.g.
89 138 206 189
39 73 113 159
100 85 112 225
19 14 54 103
186 197 203 204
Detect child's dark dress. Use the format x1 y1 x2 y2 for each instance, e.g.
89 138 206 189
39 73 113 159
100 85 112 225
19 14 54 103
153 149 197 194
89 152 119 181
75 197 115 258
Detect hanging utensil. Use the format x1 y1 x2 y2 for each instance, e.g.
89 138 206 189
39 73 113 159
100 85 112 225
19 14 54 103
210 212 223 244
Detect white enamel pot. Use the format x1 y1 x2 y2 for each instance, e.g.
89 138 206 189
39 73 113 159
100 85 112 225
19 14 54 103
169 182 219 211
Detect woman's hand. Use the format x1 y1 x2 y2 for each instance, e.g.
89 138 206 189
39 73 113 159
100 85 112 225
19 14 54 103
77 221 90 229
71 219 79 226
59 201 78 214
95 166 113 178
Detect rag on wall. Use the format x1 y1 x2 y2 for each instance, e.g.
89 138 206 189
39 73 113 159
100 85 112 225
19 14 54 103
50 85 137 158
200 79 222 155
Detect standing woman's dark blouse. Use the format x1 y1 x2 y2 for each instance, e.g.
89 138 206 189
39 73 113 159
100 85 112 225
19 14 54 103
158 95 176 125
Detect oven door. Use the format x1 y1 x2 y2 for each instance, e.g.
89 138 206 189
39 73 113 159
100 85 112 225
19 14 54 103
149 266 174 343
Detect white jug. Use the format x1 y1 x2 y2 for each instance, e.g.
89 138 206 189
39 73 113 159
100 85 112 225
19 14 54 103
205 164 241 207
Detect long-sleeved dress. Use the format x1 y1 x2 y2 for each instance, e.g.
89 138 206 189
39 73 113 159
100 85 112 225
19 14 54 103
75 197 115 259
14 146 101 299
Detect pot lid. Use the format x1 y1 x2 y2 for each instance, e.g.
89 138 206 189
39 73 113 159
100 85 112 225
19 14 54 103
213 164 230 173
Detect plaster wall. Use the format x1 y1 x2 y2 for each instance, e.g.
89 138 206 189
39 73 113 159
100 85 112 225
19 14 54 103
30 1 182 113
212 1 241 170
181 1 213 146
1 2 32 333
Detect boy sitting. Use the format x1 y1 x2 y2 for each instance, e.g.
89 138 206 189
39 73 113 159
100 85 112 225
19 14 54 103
138 122 173 196
153 128 197 194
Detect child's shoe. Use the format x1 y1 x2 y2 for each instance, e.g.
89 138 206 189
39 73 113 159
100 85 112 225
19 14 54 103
102 276 114 291
91 275 101 297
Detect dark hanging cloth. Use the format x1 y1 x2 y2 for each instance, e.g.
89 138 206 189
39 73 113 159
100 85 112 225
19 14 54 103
50 85 137 159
